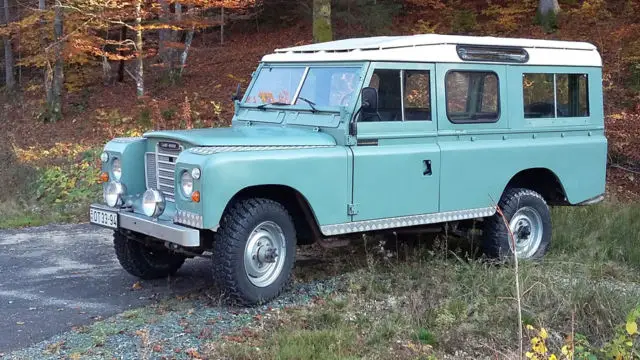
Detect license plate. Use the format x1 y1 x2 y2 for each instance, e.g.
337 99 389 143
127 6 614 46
90 208 118 229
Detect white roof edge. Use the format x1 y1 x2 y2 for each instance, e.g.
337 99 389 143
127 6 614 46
262 34 601 67
273 34 598 53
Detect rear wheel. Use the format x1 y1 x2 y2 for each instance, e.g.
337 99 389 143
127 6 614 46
113 230 186 279
213 198 296 305
482 188 551 260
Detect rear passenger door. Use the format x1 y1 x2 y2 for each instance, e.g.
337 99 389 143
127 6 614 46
350 62 440 222
435 63 509 213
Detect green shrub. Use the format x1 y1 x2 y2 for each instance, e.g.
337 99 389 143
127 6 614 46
535 8 559 33
451 9 477 34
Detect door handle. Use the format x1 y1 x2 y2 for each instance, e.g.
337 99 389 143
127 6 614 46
423 160 432 176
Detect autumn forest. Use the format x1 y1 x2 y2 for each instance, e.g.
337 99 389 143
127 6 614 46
0 0 639 222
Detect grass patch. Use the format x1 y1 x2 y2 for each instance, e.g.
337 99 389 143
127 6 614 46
0 144 102 229
551 202 640 270
204 201 640 359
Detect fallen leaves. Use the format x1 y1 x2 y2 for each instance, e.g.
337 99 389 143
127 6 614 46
45 340 66 354
132 281 143 290
186 348 201 359
198 327 213 339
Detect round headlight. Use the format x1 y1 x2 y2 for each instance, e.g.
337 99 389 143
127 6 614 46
100 152 109 163
191 167 201 180
104 181 126 207
181 171 194 197
112 158 122 181
142 189 165 217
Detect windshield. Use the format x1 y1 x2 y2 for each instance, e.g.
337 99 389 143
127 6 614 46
244 65 361 109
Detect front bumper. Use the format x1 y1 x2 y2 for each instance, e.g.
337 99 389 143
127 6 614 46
89 204 201 247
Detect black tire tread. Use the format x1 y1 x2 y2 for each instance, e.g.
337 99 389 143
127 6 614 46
482 187 550 259
213 198 296 305
113 231 186 280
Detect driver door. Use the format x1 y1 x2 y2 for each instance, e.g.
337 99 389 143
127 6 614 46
349 62 440 222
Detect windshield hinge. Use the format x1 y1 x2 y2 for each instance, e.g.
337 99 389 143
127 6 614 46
347 203 358 216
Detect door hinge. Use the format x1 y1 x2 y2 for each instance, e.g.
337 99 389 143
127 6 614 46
345 135 357 146
347 203 358 216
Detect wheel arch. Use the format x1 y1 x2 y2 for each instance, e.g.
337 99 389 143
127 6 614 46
225 185 323 245
503 168 569 205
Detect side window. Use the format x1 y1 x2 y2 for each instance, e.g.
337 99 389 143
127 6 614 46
556 74 589 117
366 69 402 122
445 71 499 123
362 68 432 122
523 73 555 118
523 73 589 118
403 71 431 121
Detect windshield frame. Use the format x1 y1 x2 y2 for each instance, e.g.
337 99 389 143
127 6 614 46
241 62 367 113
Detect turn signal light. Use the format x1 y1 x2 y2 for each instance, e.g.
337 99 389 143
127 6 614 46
191 191 201 203
99 172 109 183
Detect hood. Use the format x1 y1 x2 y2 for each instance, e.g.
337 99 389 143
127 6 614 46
143 126 337 147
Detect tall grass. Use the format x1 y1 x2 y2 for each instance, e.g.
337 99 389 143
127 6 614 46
551 202 640 269
205 201 640 359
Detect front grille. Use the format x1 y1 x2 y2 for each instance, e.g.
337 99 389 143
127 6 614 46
145 142 182 202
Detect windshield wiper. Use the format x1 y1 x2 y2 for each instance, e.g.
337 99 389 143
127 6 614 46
256 102 290 110
297 97 318 113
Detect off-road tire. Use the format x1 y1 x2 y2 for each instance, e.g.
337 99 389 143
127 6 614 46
482 188 552 260
113 230 186 279
213 198 297 305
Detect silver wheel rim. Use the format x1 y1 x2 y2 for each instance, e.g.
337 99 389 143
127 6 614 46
508 206 544 259
243 221 287 288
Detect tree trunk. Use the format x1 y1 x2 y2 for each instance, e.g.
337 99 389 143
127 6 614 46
39 0 49 100
158 0 180 74
47 0 64 122
179 26 195 76
3 0 15 90
135 0 144 97
158 0 170 64
538 0 560 16
102 31 111 85
117 25 126 82
537 0 560 32
312 0 332 43
220 7 224 44
175 3 182 21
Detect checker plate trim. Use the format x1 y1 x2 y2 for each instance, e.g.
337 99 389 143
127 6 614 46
320 207 496 236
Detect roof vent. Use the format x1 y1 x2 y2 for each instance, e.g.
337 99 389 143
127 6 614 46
456 44 529 63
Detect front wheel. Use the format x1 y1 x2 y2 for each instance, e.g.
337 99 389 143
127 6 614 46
482 188 552 260
113 230 186 279
213 198 296 305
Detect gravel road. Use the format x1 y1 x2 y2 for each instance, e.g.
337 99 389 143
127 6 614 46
0 223 214 354
0 223 344 359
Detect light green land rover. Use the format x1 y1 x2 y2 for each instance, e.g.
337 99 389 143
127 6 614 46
90 34 607 304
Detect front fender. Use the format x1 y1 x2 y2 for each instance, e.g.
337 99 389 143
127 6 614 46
178 146 351 230
102 137 147 196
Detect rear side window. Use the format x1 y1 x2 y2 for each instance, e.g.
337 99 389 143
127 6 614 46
445 71 499 123
523 73 589 118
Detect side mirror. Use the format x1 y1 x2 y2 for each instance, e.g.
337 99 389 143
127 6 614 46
361 87 378 113
231 83 243 102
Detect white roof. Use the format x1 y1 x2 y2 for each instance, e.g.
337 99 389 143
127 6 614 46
261 34 602 67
